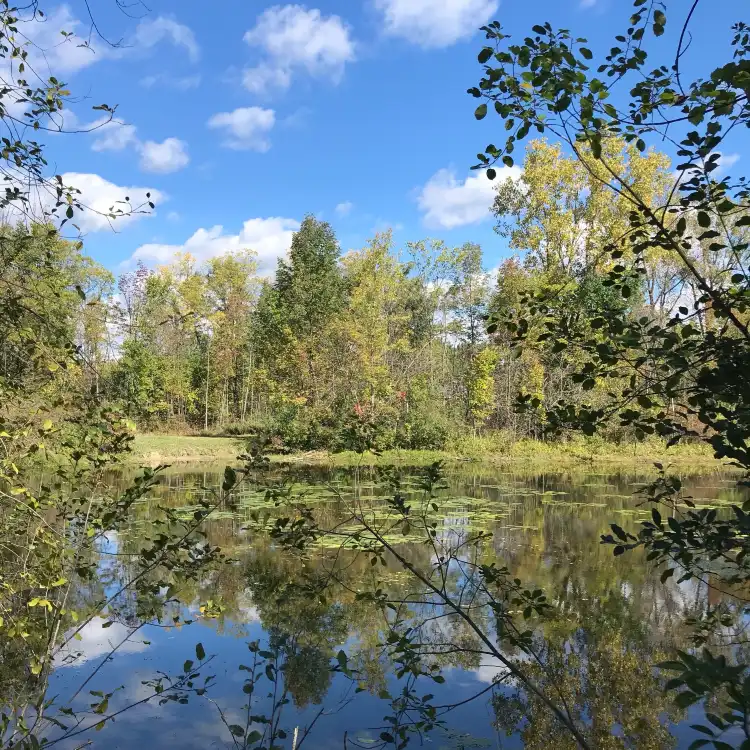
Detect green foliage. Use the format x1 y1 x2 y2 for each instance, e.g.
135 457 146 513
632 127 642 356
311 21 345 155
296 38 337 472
467 347 499 426
475 0 750 745
113 338 167 421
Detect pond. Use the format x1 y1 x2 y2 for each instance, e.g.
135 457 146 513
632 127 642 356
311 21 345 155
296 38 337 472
43 460 746 749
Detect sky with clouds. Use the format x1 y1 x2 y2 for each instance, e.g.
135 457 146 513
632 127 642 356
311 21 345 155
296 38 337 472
34 0 746 275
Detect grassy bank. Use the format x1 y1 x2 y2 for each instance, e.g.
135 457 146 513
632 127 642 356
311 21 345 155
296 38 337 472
130 433 719 467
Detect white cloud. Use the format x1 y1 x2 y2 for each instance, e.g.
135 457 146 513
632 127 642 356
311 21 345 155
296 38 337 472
19 6 115 74
58 173 165 233
335 201 353 216
138 137 190 174
375 0 498 48
242 5 355 94
129 217 299 276
417 166 520 229
84 118 190 175
140 73 202 90
133 16 200 62
12 10 199 80
717 152 740 174
207 107 276 151
92 121 139 152
242 63 292 94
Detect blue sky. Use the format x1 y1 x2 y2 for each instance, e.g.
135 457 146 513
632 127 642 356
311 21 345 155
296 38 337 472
32 0 746 275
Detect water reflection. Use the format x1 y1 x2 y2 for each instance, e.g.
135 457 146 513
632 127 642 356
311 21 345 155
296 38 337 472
41 463 745 749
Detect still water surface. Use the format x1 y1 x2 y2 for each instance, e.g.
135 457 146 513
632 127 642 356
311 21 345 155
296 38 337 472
48 461 745 749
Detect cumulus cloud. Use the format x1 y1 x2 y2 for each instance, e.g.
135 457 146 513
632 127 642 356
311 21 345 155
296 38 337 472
417 166 520 229
242 63 292 94
133 16 200 62
128 217 299 275
92 121 139 152
242 5 355 94
375 0 499 48
57 172 165 233
335 201 353 216
17 6 116 74
85 119 190 174
138 137 190 174
207 107 276 151
11 10 199 80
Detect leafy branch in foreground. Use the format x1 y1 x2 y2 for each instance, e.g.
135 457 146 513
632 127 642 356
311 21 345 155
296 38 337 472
473 0 750 746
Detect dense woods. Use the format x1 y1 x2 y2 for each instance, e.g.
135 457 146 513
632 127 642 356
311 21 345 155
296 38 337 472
12 136 725 454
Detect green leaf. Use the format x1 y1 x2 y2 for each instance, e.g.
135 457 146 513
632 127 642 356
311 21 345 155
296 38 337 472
590 136 602 159
611 524 628 541
228 725 245 737
660 568 674 583
478 47 493 64
222 466 237 492
195 642 206 661
474 103 488 120
674 691 699 708
337 649 348 671
580 47 592 60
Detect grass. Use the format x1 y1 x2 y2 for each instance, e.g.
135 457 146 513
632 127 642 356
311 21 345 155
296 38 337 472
130 432 720 468
131 434 244 462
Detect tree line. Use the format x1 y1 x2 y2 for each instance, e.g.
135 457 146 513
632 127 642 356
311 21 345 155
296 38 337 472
8 136 726 452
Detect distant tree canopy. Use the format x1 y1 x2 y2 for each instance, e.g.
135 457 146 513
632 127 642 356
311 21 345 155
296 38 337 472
23 136 690 453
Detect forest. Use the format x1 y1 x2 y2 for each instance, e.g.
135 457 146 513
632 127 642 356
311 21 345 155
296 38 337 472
7 137 710 455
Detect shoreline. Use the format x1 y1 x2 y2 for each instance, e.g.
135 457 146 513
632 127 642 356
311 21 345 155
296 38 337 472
130 433 723 469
